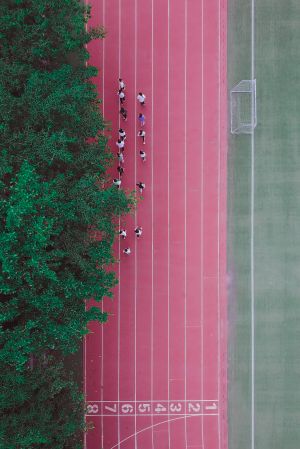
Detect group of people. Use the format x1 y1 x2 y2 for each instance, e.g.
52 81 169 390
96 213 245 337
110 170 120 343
113 78 148 256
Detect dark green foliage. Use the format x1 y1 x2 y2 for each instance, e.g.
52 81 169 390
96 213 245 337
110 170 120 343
0 1 133 447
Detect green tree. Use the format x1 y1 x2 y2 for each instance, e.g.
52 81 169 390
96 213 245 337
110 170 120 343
0 0 134 447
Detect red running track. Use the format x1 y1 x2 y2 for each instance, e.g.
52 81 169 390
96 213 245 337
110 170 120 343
84 1 228 449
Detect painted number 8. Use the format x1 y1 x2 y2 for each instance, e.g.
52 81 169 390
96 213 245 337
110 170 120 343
87 404 99 414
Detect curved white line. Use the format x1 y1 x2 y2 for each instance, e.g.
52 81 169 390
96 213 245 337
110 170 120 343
109 415 203 449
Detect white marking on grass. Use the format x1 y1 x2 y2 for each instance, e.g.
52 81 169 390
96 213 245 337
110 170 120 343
251 0 255 446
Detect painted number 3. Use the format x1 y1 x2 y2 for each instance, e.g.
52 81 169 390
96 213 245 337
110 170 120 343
169 403 182 412
87 404 99 414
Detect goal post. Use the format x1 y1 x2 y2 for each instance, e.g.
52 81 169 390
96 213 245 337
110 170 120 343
230 79 257 134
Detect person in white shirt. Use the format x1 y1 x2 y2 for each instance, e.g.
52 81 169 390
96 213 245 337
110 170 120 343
137 130 146 144
116 139 125 150
119 78 125 90
118 89 125 104
123 247 131 255
137 92 146 105
119 229 127 239
134 226 143 238
119 128 126 140
113 178 121 188
139 150 146 162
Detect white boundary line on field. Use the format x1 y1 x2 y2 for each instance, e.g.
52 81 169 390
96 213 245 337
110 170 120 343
251 0 255 447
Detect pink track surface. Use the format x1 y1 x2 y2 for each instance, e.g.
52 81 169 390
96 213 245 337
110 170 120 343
84 1 227 449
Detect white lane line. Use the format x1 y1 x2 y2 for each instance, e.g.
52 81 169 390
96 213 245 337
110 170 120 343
201 0 205 448
251 0 256 448
217 0 221 448
151 0 155 448
184 2 188 449
117 1 121 448
167 2 171 449
134 2 138 449
101 2 105 448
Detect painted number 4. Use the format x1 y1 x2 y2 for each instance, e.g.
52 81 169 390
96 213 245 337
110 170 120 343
154 403 167 413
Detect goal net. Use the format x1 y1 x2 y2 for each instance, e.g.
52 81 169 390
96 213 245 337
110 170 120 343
230 79 257 134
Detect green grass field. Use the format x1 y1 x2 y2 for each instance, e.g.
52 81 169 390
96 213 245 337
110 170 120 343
228 1 300 448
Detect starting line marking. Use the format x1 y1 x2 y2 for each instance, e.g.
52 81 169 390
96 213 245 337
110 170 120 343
86 400 218 416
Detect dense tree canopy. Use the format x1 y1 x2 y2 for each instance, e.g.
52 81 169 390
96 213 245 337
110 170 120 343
0 1 133 447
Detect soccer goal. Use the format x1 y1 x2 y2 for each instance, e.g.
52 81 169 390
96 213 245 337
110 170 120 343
230 79 257 134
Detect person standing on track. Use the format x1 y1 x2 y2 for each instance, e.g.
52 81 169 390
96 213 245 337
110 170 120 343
139 150 146 162
118 78 125 91
119 229 127 239
117 152 124 164
134 226 143 238
137 130 146 144
137 92 146 106
118 89 125 104
138 113 145 127
113 178 121 188
116 138 125 151
117 166 124 177
136 182 145 194
119 128 126 140
120 107 128 121
123 247 131 255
